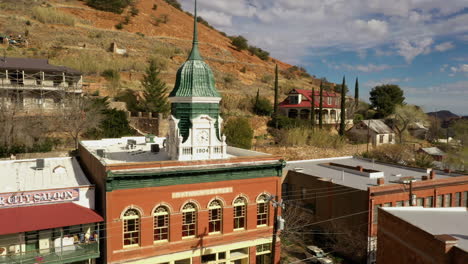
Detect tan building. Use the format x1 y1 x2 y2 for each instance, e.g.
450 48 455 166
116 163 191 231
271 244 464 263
0 57 82 112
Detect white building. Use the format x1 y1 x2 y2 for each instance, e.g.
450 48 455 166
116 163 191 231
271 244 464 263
0 157 102 264
348 119 396 146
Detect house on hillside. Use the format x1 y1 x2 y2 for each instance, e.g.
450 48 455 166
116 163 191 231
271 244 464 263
278 88 342 124
408 122 429 139
419 147 446 161
0 57 82 112
348 119 396 146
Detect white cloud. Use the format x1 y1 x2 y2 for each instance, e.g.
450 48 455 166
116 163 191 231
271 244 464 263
440 64 448 72
450 64 468 73
396 38 433 63
434 42 455 52
179 0 468 63
365 77 411 87
345 64 393 72
198 10 232 27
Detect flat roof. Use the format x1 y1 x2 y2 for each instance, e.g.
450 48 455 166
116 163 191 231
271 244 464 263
383 207 468 252
0 157 91 193
80 136 270 166
286 157 464 191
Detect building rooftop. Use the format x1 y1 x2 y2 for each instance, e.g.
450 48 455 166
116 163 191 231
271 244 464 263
0 157 91 193
80 136 271 166
421 147 445 156
382 207 468 252
0 57 81 75
286 156 464 191
359 119 394 134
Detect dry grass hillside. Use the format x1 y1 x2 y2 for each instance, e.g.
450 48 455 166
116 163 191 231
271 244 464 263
0 0 325 113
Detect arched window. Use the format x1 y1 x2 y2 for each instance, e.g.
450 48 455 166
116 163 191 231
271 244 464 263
123 208 140 247
233 197 247 230
182 203 197 237
208 200 223 233
257 194 269 226
153 206 169 242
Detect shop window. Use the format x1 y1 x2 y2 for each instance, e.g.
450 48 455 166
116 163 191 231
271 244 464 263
209 200 223 233
153 206 169 242
182 203 197 237
463 192 468 207
233 197 246 230
416 198 423 206
257 194 269 226
175 259 191 264
425 196 433 207
202 252 226 264
444 194 452 207
123 208 140 247
230 248 249 264
256 243 272 264
436 195 443 207
455 192 461 206
395 201 404 207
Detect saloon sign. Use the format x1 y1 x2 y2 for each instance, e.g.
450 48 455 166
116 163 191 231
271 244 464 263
0 189 80 208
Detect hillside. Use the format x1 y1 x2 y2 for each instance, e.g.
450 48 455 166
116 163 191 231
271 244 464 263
427 110 459 121
0 0 325 113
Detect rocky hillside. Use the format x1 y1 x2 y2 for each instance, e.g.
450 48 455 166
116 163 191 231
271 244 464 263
0 0 325 113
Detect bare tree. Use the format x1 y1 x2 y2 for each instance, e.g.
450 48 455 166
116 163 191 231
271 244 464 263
57 94 104 149
393 104 427 143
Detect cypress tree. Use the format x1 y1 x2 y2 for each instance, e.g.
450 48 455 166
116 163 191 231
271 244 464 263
273 64 279 128
319 81 324 129
355 77 359 107
339 76 346 136
141 59 170 115
311 88 316 129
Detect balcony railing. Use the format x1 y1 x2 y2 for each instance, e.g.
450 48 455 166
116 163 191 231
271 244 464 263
0 83 82 93
0 242 99 264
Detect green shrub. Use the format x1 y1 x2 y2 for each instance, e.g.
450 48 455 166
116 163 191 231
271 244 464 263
136 32 145 37
152 4 158 10
261 74 273 83
115 22 123 30
248 46 269 60
164 0 182 10
253 96 273 116
231 36 248 50
273 127 345 148
123 15 130 25
224 118 253 149
130 6 139 16
101 69 120 82
240 66 247 73
86 0 131 14
32 7 75 26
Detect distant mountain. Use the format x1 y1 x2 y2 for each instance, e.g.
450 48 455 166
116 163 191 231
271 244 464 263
427 110 459 120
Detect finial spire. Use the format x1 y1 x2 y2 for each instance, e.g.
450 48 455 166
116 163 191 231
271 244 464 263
188 0 202 60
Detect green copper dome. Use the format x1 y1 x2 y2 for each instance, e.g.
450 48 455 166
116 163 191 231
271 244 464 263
169 0 220 98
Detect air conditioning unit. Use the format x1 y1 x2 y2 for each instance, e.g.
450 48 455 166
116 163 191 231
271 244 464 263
36 158 45 170
0 247 6 256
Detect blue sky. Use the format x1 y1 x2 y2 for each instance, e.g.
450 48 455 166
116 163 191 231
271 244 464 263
180 0 468 115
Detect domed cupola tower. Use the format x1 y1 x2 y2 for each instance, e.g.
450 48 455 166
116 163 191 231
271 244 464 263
167 0 227 161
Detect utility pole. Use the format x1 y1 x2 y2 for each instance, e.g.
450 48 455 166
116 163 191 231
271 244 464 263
269 195 284 264
366 119 371 152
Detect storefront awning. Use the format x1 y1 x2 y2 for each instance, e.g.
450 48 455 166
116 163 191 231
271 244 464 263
0 203 103 235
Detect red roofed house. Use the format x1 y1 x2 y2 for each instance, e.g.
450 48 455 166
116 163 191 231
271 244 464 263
278 89 342 124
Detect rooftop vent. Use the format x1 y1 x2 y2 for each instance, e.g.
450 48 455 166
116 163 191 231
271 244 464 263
36 159 45 170
294 167 304 172
96 149 105 158
127 139 137 149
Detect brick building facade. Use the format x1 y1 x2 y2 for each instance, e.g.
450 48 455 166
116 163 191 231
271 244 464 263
377 207 468 264
283 157 468 263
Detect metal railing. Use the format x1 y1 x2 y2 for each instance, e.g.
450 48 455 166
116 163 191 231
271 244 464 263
0 242 99 264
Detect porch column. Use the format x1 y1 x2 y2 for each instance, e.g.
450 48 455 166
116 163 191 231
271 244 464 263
62 72 66 87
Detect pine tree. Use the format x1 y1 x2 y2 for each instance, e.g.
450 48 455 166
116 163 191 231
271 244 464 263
355 77 359 107
273 64 279 128
339 76 346 136
311 88 316 129
319 81 324 129
140 59 170 115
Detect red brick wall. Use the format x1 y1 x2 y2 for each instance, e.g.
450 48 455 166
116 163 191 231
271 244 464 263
377 208 468 264
105 176 281 263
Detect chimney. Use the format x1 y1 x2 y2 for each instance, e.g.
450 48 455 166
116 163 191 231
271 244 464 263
356 166 364 172
377 178 384 185
430 170 436 180
422 175 428 181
